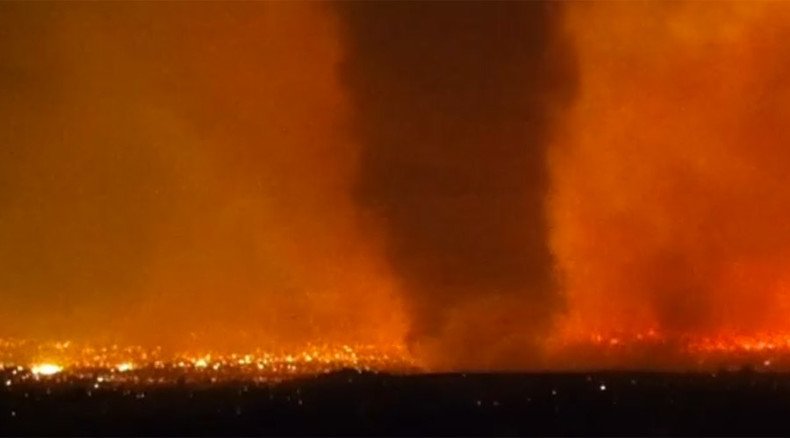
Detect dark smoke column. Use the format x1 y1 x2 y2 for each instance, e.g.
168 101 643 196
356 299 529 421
337 2 576 370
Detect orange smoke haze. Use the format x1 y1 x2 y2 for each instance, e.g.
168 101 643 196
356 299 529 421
0 2 405 353
551 2 790 366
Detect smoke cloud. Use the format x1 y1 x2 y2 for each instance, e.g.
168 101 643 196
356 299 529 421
338 3 576 369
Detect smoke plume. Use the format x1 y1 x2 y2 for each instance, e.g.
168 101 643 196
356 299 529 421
338 3 576 369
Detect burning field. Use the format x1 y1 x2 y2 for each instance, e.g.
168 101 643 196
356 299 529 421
1 330 790 379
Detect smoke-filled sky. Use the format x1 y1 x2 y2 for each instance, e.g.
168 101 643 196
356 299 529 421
0 2 406 353
1 1 790 370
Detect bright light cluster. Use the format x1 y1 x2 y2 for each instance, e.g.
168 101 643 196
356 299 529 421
31 363 62 376
0 338 417 380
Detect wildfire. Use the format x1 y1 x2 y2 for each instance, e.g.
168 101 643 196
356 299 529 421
8 334 790 376
687 334 790 354
549 329 790 370
568 331 790 356
552 0 790 372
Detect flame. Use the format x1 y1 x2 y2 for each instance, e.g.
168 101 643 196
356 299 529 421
31 363 63 376
116 362 134 372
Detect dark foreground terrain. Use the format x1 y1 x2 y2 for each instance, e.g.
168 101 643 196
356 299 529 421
2 369 789 435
